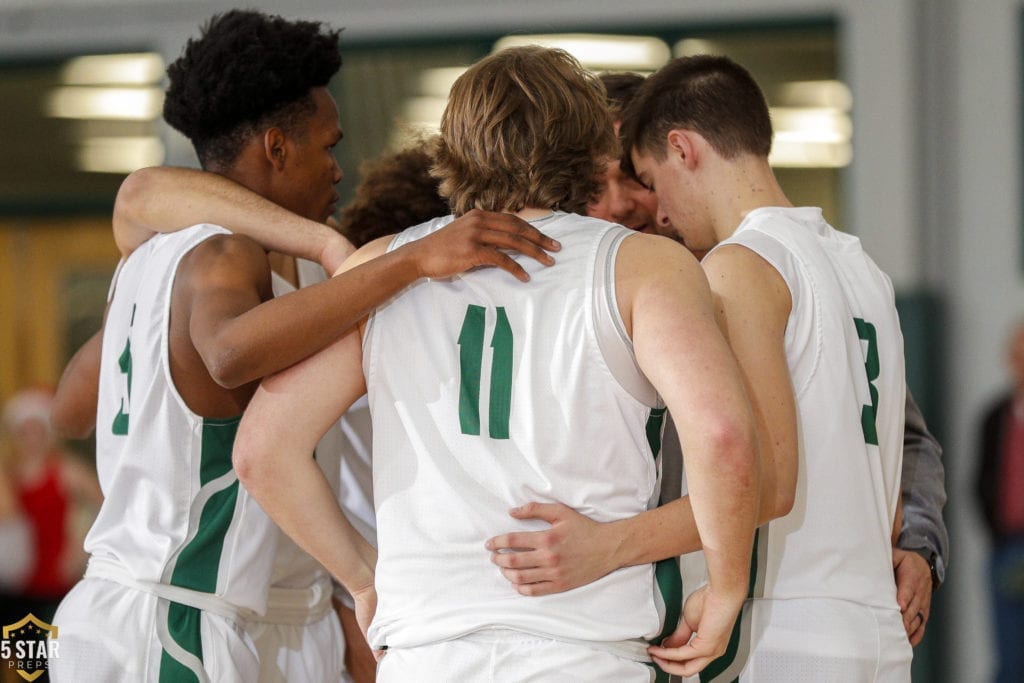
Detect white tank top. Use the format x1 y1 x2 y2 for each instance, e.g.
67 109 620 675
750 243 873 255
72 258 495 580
364 212 671 649
717 207 906 609
87 224 279 615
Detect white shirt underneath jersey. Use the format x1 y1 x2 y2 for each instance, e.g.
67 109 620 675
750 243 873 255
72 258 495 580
363 212 670 653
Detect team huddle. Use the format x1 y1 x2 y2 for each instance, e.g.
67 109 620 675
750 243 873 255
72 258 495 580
46 8 947 683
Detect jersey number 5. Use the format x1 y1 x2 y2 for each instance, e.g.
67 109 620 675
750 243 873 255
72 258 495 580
854 317 879 446
112 304 136 435
457 304 513 439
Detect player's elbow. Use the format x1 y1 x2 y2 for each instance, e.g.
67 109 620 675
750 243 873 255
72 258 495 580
708 416 759 489
771 480 797 519
201 336 255 389
759 462 797 523
232 428 273 495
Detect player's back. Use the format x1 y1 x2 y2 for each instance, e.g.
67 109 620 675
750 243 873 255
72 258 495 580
722 206 905 608
87 224 278 615
364 212 668 652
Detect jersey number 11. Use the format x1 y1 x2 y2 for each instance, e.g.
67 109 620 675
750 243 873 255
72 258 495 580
458 304 513 440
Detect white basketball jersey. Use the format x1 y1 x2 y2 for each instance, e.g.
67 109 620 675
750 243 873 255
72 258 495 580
719 207 906 608
364 212 671 651
86 224 279 615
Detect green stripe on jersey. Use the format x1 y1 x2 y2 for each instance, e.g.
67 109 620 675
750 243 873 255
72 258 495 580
159 602 202 682
645 407 667 458
169 417 241 593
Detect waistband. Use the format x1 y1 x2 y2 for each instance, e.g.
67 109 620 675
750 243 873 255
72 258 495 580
248 576 334 626
85 557 334 626
397 627 653 663
86 556 253 623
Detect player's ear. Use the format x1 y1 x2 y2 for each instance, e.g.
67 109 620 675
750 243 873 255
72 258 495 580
666 129 698 171
263 128 288 171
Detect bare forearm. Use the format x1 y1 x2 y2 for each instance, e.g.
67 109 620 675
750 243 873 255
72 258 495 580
114 166 347 267
609 484 777 570
237 449 375 594
210 246 420 388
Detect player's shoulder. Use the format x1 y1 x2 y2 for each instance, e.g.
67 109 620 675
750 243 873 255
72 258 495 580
617 230 700 273
177 230 270 284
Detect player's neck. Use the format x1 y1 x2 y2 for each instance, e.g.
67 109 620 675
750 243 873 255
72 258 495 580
713 157 792 240
513 207 560 222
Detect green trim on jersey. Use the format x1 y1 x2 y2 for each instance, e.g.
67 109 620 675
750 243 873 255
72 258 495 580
159 602 202 682
644 407 681 680
169 417 241 593
645 661 670 683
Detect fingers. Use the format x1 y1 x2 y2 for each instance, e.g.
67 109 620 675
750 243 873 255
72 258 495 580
475 227 557 267
465 209 562 253
650 653 714 678
649 644 716 678
485 250 532 282
489 548 543 570
485 531 538 553
901 593 923 633
509 501 568 523
909 619 926 647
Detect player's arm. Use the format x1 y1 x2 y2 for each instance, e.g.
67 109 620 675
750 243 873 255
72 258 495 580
178 213 558 389
114 166 560 278
487 245 793 593
624 236 761 676
51 326 104 439
893 389 947 645
233 239 389 643
113 166 353 270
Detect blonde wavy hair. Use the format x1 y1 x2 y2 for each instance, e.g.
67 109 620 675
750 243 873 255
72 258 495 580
433 45 617 216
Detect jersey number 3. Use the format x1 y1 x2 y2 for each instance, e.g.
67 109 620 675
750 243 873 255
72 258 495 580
458 304 513 439
854 317 880 446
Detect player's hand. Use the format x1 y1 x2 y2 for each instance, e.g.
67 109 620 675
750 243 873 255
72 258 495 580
647 585 744 677
484 502 619 595
408 209 560 282
351 583 384 661
893 548 932 646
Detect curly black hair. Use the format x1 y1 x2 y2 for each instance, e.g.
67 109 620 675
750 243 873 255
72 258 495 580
164 9 342 170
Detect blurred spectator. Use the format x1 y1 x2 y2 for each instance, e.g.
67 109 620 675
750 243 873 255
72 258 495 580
977 322 1024 683
0 388 101 625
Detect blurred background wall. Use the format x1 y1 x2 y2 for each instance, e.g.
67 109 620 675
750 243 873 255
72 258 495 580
0 0 1012 680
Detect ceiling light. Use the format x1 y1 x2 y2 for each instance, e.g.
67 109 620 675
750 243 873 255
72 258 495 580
47 86 164 121
493 34 670 71
61 53 164 86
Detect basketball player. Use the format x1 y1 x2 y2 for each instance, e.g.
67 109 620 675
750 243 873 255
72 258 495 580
494 70 946 649
232 46 760 680
49 11 558 682
618 55 911 679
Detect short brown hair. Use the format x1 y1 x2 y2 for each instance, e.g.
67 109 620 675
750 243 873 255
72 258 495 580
339 140 448 247
433 46 616 215
599 72 646 120
620 55 772 176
